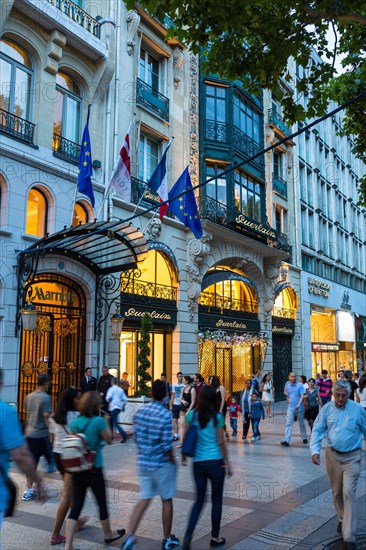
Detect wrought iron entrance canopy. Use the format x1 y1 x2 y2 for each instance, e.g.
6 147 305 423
17 220 149 338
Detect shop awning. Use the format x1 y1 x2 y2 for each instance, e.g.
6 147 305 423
19 220 149 275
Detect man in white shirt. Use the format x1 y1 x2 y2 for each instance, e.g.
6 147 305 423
310 379 366 550
106 377 128 443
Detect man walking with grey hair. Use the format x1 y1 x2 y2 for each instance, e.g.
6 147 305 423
310 379 366 550
105 377 128 443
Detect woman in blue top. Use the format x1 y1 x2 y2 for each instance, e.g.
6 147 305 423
182 385 232 549
65 391 125 550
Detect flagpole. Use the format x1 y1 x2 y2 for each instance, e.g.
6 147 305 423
71 104 91 226
131 136 174 219
97 113 136 221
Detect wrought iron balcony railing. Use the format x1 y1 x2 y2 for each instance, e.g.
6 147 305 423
267 109 291 135
131 176 174 217
136 78 169 121
198 291 258 314
46 0 101 38
52 133 80 164
203 120 264 168
273 173 288 198
0 108 35 144
272 306 296 319
121 277 177 301
197 195 292 257
204 120 229 142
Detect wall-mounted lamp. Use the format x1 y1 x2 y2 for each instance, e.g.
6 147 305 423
111 305 124 340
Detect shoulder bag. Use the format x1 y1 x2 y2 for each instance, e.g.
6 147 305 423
182 411 198 457
0 460 17 517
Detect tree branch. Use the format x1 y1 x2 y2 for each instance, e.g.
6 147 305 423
302 3 366 25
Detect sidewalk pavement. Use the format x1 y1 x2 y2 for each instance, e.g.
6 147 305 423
2 401 365 550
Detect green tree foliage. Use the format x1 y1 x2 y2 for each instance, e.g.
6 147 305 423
130 0 366 204
135 312 153 397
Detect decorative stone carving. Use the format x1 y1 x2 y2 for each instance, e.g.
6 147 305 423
286 143 294 172
172 48 184 89
45 30 66 75
145 217 162 241
186 234 212 320
189 53 199 188
263 258 282 322
125 10 140 55
279 264 289 282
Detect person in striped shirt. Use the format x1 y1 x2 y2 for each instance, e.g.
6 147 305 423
317 369 333 405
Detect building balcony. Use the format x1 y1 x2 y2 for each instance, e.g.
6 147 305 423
203 120 264 168
52 133 80 164
203 120 229 143
272 306 296 320
136 78 169 122
131 177 173 217
273 173 288 198
267 109 291 136
120 275 177 301
197 195 292 257
198 291 258 314
13 0 106 60
0 108 35 144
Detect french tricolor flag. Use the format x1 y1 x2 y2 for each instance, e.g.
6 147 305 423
148 141 172 220
109 124 132 202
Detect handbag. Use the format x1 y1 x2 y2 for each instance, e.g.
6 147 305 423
0 460 17 517
182 412 198 457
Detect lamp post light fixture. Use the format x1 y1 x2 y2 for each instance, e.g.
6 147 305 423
111 306 124 340
21 298 38 331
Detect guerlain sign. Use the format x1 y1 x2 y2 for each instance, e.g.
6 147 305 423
124 307 172 321
235 214 277 239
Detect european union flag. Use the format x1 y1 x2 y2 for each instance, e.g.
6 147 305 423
168 167 203 239
77 105 95 207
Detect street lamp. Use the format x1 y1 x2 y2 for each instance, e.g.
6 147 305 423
111 305 124 340
21 292 37 331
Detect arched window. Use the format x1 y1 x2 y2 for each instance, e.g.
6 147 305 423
26 188 47 237
0 39 33 120
53 71 81 144
272 287 297 319
72 202 88 226
0 173 7 226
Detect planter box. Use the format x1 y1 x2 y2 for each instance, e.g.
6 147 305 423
117 396 152 433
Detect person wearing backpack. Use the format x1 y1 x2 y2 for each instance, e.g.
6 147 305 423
181 384 232 549
48 387 89 545
65 391 125 550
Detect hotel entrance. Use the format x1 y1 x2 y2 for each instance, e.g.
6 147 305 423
18 274 86 420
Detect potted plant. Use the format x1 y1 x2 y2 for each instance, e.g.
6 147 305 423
135 312 153 397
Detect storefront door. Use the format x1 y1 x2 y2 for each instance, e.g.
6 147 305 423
272 334 292 401
18 275 86 421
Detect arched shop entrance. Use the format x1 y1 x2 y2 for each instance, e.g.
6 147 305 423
19 274 86 421
198 267 267 396
119 250 178 394
271 284 297 401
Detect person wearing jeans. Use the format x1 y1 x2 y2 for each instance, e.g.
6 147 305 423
249 393 265 441
105 377 128 443
182 385 232 550
281 372 307 447
240 380 257 440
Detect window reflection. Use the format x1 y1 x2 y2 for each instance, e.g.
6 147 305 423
0 39 32 120
53 72 81 144
72 202 88 226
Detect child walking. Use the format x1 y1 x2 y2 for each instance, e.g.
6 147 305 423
227 395 241 436
249 393 265 441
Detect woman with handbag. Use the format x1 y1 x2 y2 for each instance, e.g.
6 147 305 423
177 375 196 447
260 373 274 418
181 385 232 550
65 391 125 550
48 387 89 545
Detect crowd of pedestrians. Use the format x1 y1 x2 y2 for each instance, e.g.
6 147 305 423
0 363 365 550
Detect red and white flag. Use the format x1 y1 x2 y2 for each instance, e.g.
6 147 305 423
109 125 131 202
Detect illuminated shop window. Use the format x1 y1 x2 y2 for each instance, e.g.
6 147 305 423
26 188 47 237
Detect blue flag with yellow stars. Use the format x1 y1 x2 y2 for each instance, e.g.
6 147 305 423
77 105 95 207
168 167 203 239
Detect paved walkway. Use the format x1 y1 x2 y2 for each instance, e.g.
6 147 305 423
2 402 366 549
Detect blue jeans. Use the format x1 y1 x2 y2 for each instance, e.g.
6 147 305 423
321 396 331 406
229 417 238 434
184 459 225 542
251 418 261 437
110 409 127 441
